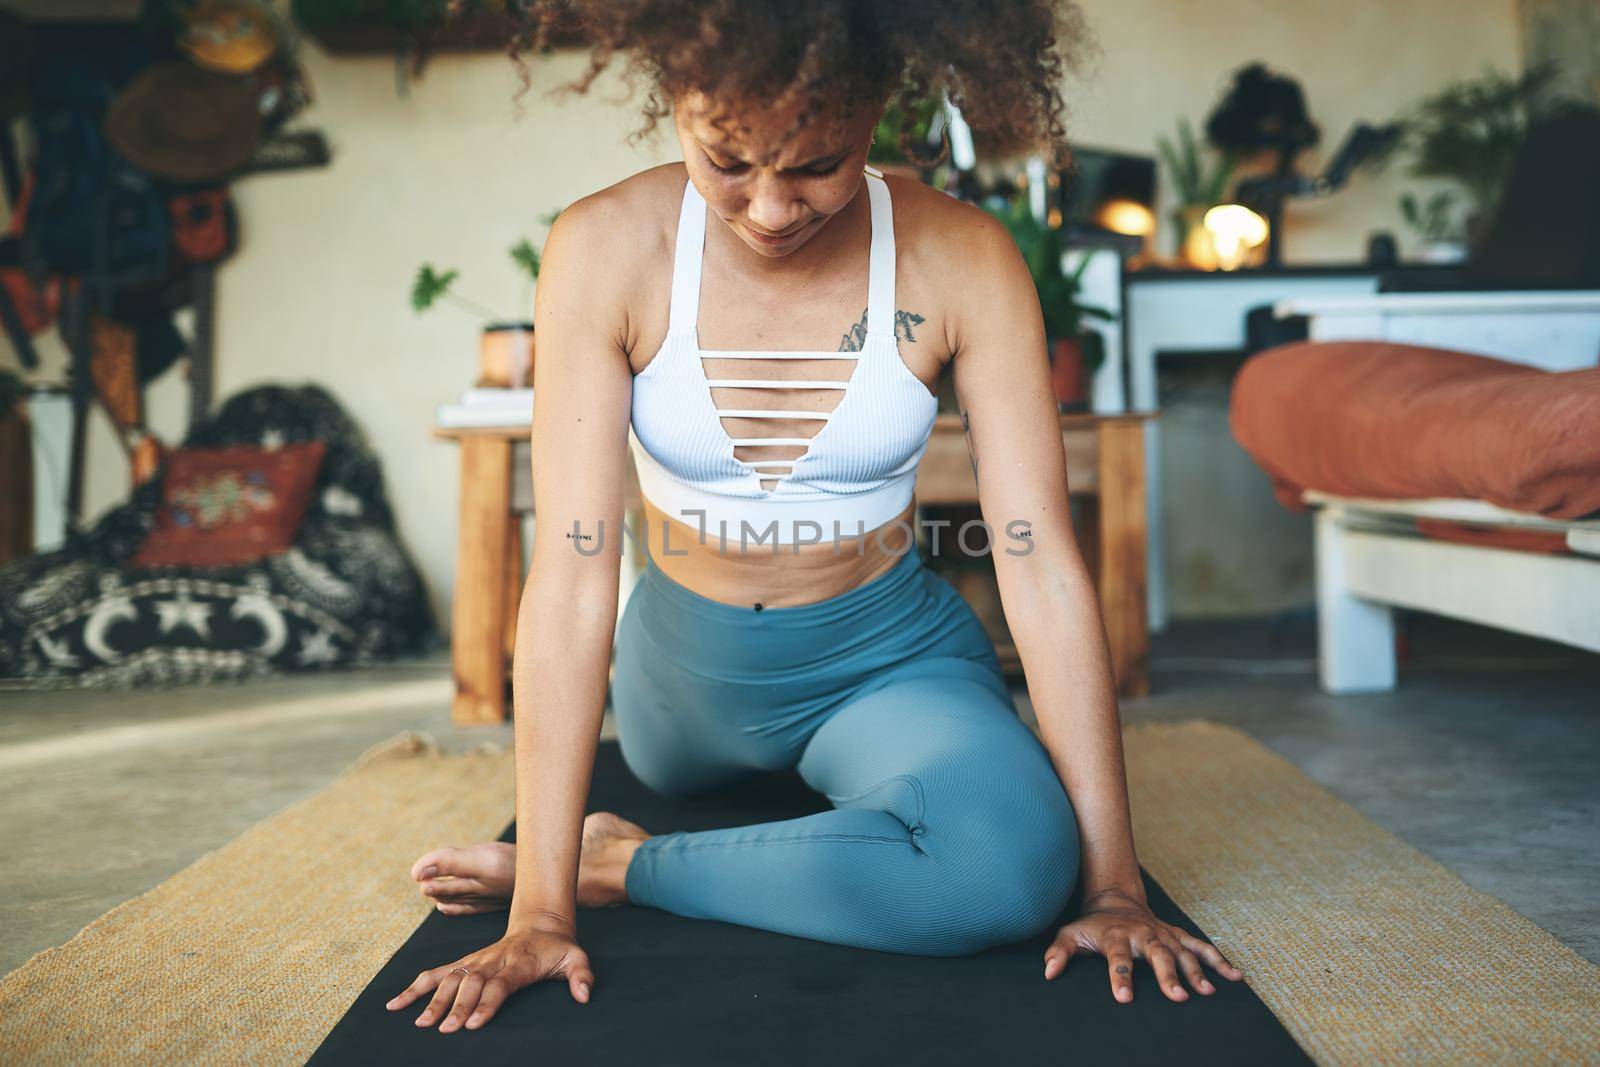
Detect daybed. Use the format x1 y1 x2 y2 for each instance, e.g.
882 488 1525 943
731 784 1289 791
1230 330 1600 694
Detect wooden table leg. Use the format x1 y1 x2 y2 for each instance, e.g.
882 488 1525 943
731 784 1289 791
1076 495 1102 594
1096 420 1150 698
451 435 512 725
503 515 523 665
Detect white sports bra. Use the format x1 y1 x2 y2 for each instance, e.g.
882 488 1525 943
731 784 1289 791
628 165 939 546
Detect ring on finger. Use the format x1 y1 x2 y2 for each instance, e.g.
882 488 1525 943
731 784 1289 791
450 966 472 977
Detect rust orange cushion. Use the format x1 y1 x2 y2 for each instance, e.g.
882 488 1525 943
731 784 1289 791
1229 341 1600 521
1411 518 1573 555
132 441 326 567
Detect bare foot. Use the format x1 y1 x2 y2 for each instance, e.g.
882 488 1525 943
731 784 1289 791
410 813 650 915
577 812 652 908
410 841 516 916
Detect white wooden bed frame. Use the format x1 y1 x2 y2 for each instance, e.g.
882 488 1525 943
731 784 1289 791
1308 492 1600 694
1272 290 1600 694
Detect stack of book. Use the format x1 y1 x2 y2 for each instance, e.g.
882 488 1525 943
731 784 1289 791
435 387 535 429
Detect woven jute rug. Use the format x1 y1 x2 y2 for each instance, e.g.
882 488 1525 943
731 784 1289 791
0 732 517 1064
1122 722 1600 1066
1 722 1596 1065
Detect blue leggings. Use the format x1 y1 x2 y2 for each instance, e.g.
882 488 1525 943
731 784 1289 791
610 541 1080 957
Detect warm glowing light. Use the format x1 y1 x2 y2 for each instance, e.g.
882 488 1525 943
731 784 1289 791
1202 204 1269 270
1046 206 1063 228
1095 198 1156 237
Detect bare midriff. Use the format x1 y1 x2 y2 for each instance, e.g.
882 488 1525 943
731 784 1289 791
637 495 918 609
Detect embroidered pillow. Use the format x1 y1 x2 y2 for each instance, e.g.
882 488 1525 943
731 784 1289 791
131 441 326 567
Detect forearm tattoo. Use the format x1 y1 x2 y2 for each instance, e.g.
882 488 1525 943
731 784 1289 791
838 307 927 351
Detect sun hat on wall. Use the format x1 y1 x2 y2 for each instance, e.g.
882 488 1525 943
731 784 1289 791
103 61 262 182
178 0 280 75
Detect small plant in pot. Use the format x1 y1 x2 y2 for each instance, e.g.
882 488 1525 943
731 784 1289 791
983 195 1114 411
1156 116 1236 266
410 213 556 388
868 93 946 180
1398 189 1468 263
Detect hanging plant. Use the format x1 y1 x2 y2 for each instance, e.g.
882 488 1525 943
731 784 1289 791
290 0 587 92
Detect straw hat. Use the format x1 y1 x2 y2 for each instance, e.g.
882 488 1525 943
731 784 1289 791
104 62 262 182
178 1 279 75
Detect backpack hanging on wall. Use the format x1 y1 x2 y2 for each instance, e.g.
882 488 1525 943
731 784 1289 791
22 103 170 285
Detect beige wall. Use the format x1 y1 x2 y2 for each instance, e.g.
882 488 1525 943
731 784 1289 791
1519 0 1600 104
4 1 1523 627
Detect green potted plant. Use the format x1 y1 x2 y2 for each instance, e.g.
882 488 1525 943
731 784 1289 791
1384 63 1587 251
868 94 945 179
411 216 555 387
983 196 1114 411
1398 189 1466 262
1156 115 1236 265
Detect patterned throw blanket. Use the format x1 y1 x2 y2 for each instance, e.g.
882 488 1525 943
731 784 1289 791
0 385 435 687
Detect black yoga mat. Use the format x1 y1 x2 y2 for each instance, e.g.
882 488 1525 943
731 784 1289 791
311 741 1310 1066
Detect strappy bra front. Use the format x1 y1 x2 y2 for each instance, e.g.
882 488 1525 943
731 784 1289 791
628 165 939 547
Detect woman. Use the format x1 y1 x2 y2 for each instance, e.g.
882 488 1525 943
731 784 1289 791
387 0 1242 1033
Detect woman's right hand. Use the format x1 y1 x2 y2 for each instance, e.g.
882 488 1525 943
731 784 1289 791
385 923 595 1033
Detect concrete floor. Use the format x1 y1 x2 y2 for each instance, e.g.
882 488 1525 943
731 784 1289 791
3 609 1597 978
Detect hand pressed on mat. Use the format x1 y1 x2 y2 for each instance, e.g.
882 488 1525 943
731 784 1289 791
384 922 595 1033
1043 887 1244 1003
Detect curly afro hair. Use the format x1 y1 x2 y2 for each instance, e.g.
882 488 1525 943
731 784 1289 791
503 0 1093 166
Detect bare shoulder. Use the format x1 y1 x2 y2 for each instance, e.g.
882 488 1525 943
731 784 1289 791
885 174 1019 271
555 162 684 240
540 163 688 351
882 174 1031 350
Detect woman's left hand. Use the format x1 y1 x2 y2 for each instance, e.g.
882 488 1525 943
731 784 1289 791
1043 887 1244 1003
